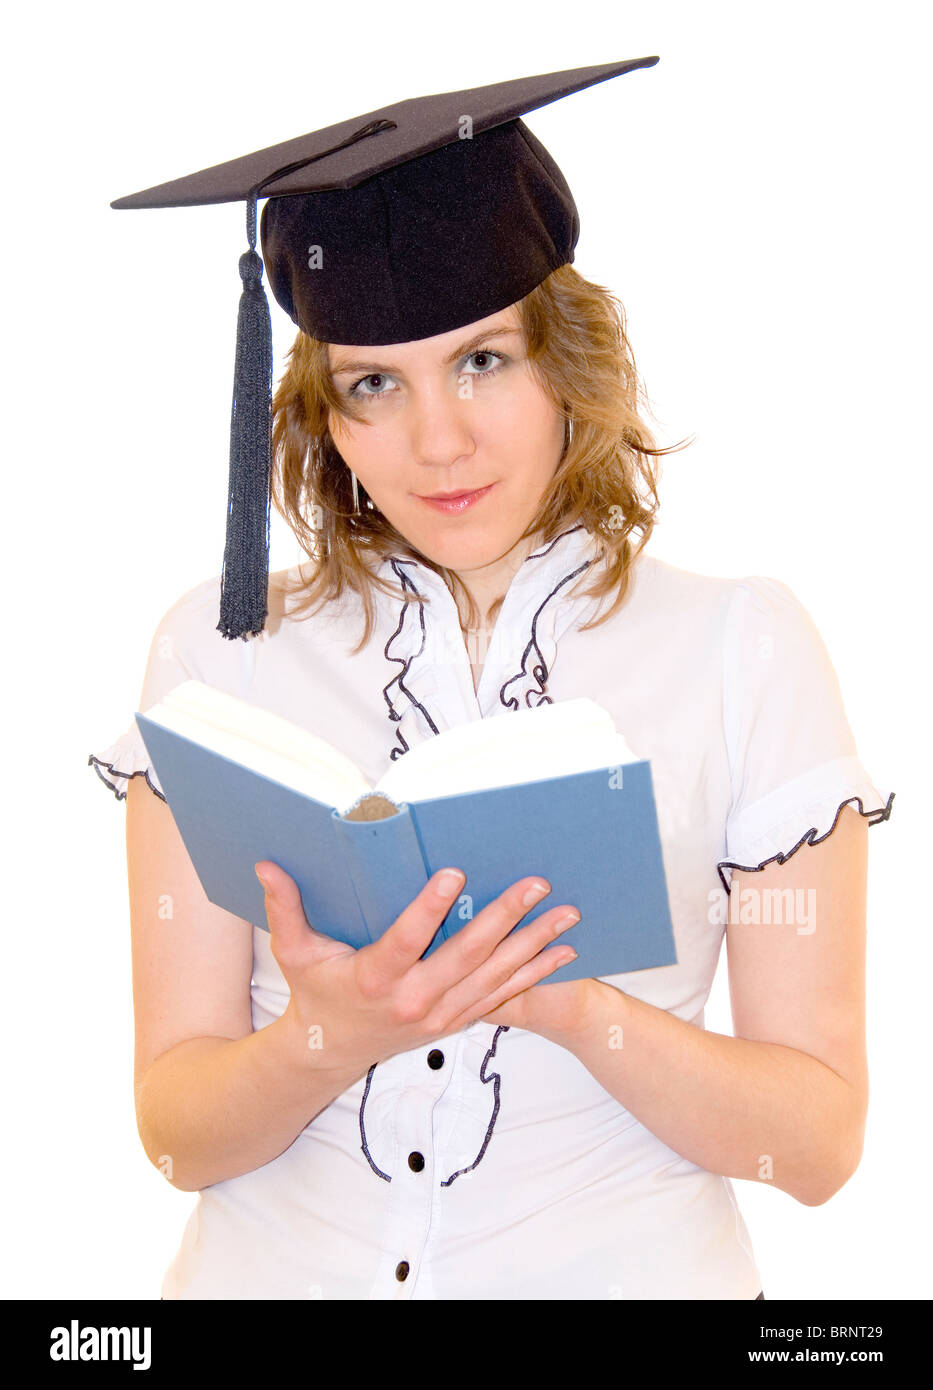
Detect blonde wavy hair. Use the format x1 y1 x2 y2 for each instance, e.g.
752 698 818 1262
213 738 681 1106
270 263 689 649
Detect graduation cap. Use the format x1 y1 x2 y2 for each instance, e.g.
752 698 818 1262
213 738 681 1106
112 57 660 639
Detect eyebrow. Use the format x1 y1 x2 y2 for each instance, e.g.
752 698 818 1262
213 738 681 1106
329 326 522 377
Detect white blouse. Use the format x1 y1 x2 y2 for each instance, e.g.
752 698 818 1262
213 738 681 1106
89 525 894 1300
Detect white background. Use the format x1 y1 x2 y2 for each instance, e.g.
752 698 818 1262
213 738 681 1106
3 0 928 1300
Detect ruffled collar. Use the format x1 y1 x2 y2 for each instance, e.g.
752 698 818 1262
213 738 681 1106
376 524 607 762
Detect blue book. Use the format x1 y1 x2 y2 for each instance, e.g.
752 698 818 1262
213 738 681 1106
135 681 677 983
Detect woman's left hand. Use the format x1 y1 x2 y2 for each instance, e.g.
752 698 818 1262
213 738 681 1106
480 973 598 1046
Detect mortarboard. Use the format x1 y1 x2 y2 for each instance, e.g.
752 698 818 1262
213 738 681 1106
112 57 660 639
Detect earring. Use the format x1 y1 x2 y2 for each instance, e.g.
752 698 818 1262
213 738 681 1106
566 418 575 450
349 468 378 514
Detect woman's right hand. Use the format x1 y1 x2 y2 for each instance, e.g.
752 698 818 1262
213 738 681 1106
254 860 580 1076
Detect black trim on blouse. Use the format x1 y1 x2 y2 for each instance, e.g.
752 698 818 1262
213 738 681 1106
716 790 895 895
88 754 168 804
357 1027 512 1186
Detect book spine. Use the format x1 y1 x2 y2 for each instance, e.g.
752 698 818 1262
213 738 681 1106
330 804 436 951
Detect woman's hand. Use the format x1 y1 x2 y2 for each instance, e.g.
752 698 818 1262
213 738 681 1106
480 976 599 1045
254 859 581 1076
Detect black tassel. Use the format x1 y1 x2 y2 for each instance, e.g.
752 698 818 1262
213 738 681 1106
217 189 272 640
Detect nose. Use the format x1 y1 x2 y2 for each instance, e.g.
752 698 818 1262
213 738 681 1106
406 384 478 479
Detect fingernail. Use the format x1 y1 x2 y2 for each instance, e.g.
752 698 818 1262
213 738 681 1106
522 880 550 908
255 866 271 891
555 911 580 933
437 869 465 894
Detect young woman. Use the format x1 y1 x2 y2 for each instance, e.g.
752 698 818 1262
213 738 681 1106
90 64 894 1299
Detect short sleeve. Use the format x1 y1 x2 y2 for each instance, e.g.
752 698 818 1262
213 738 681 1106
717 576 894 891
88 722 169 802
87 577 222 804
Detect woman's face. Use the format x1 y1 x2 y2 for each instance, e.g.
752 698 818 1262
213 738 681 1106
326 305 565 575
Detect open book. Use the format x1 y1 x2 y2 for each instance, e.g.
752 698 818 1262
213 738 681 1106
135 681 677 982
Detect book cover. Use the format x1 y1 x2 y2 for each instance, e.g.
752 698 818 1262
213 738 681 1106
134 705 678 984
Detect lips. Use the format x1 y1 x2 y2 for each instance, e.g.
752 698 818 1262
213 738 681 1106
420 487 488 500
415 483 496 514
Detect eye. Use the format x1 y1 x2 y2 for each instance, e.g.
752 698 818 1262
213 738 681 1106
461 350 506 379
347 372 395 400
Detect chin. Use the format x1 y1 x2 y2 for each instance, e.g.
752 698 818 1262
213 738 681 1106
414 516 523 564
408 534 509 572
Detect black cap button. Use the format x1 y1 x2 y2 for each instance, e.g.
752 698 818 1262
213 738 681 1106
427 1049 445 1069
408 1151 425 1172
395 1261 410 1282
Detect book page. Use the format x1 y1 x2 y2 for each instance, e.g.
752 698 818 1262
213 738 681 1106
375 697 638 804
144 680 372 809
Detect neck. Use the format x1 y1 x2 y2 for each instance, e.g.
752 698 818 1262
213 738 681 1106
450 532 539 634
